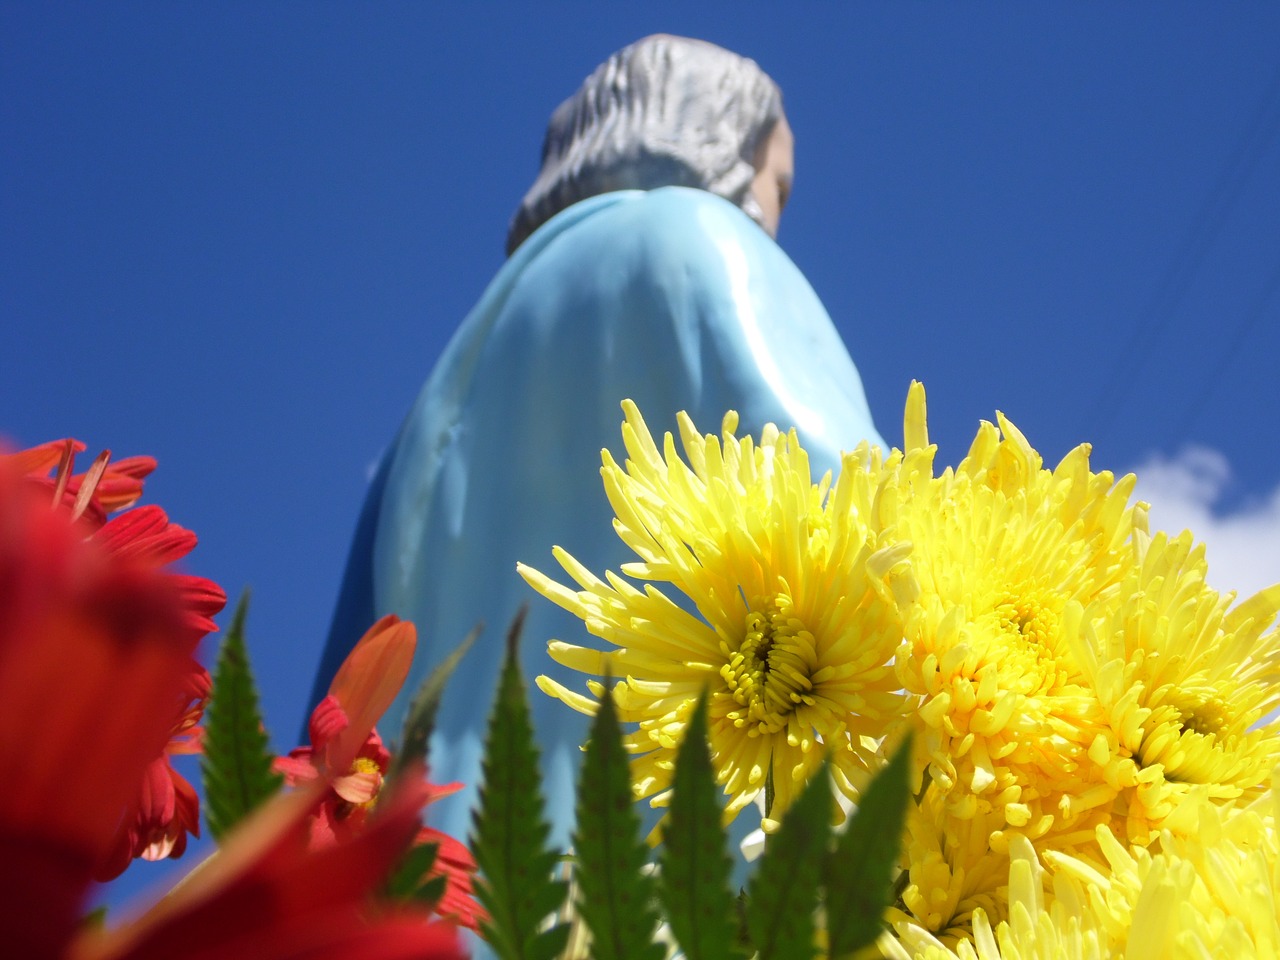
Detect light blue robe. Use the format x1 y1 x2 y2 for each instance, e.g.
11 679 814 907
308 186 885 853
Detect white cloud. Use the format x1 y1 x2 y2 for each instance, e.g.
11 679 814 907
1128 445 1280 602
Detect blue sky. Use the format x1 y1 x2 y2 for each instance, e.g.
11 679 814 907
4 3 1279 912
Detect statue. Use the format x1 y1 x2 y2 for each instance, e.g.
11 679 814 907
307 34 886 852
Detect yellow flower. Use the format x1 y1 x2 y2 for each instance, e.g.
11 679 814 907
883 834 1108 960
1068 529 1280 845
886 787 1012 947
889 383 1139 836
518 400 912 827
1045 781 1280 958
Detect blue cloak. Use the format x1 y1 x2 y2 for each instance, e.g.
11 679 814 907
308 186 885 851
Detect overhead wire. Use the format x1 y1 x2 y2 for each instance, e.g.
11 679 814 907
1174 255 1280 437
1081 64 1280 442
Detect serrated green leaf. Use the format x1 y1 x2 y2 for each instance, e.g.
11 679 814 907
528 923 572 960
389 624 479 781
413 873 448 909
471 606 569 960
201 591 283 842
745 758 833 960
573 676 664 960
735 890 752 953
384 841 440 900
824 736 913 958
658 693 740 960
764 753 776 819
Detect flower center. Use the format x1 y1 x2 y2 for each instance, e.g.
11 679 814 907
334 756 386 821
994 591 1060 651
720 594 817 735
351 756 383 808
1168 690 1231 739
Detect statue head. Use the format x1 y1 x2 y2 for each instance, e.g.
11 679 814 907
506 34 791 255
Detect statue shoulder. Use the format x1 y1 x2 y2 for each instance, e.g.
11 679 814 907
518 186 792 295
581 186 769 255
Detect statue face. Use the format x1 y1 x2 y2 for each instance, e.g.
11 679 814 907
750 114 794 238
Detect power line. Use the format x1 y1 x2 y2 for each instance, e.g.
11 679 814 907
1082 65 1280 441
1174 256 1280 438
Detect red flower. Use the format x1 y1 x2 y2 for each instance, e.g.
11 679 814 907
415 820 487 932
3 438 226 646
96 665 211 880
1 451 462 960
277 696 394 847
1 439 155 529
70 779 463 960
0 466 193 960
2 438 226 881
93 505 225 645
278 615 485 929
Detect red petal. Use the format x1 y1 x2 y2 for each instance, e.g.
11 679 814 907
0 438 84 478
413 826 485 929
273 753 321 787
94 456 158 513
170 574 228 619
95 506 198 568
331 770 382 805
324 616 416 776
74 778 462 960
305 695 350 752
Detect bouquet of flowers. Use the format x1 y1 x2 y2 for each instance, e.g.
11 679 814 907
4 381 1277 959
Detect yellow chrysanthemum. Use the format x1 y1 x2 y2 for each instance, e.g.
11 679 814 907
1044 781 1280 958
519 400 913 826
889 383 1139 836
883 835 1108 960
886 787 1012 946
1068 530 1280 845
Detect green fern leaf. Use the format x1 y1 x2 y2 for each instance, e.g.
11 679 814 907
824 736 912 957
471 606 569 960
384 841 440 900
390 623 479 781
573 677 664 960
745 758 833 960
201 591 283 842
658 693 740 960
412 872 449 910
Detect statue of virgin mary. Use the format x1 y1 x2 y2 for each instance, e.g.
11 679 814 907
308 34 886 850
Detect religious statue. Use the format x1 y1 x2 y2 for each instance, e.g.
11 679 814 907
307 34 886 851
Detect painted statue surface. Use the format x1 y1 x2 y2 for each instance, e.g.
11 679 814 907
309 36 886 851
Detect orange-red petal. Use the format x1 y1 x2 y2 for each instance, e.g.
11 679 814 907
95 505 198 567
323 615 416 776
0 438 84 478
72 777 462 960
331 769 383 806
